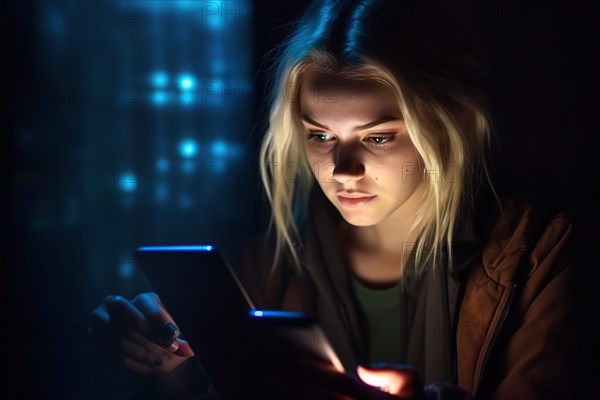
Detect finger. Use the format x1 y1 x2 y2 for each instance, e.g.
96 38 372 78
128 329 185 356
357 365 421 397
104 295 147 333
89 295 146 343
128 330 194 362
122 330 195 375
89 304 111 340
131 293 180 348
172 337 195 358
120 333 170 368
122 356 157 375
357 365 403 391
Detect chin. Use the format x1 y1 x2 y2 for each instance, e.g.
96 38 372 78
338 211 381 227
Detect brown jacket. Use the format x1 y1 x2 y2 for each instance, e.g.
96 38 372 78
234 185 594 399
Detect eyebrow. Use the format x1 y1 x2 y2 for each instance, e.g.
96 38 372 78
301 114 401 131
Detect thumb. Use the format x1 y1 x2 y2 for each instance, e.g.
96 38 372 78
173 337 195 358
357 365 420 397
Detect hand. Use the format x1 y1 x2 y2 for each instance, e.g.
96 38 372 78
357 364 425 399
261 353 425 400
89 292 195 375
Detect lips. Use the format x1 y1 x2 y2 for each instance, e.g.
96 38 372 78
336 191 375 198
336 192 377 207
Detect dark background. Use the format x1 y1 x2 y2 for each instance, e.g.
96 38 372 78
4 1 598 399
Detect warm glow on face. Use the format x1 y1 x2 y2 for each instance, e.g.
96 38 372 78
300 71 425 227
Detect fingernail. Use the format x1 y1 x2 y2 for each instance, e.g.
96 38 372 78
164 339 179 352
153 356 163 366
163 322 179 338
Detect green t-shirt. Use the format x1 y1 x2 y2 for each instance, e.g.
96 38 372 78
350 275 404 364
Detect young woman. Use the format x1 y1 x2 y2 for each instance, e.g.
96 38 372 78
90 1 591 399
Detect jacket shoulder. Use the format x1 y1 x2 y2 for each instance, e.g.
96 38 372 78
479 195 573 285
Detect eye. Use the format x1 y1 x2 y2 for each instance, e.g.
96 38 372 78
306 132 336 146
366 135 394 147
311 133 330 142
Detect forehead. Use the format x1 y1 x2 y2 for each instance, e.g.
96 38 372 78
299 71 399 115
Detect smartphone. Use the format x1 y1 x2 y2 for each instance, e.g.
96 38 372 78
135 245 257 397
246 309 345 374
136 245 346 398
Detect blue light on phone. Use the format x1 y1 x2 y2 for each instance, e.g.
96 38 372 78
138 245 214 252
249 310 306 318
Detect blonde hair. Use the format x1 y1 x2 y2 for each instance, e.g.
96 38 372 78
259 1 498 278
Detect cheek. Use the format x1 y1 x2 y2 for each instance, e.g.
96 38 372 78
368 151 421 185
304 148 317 178
304 148 332 178
304 145 316 165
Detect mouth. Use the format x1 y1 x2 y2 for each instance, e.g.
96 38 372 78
336 194 377 207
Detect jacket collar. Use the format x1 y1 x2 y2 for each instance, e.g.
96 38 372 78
451 181 497 275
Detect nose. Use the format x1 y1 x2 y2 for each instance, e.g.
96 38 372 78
332 143 365 183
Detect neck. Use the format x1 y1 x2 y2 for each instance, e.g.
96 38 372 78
341 211 423 285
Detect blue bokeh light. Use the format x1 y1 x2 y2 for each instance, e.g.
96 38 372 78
181 160 195 174
207 15 223 29
156 158 170 172
151 91 169 106
150 71 169 88
211 60 225 74
119 260 135 279
205 1 225 29
180 92 195 105
179 139 198 158
119 171 138 192
178 74 196 91
138 0 203 10
211 140 228 157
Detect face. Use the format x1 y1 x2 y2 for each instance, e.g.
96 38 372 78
300 71 425 227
